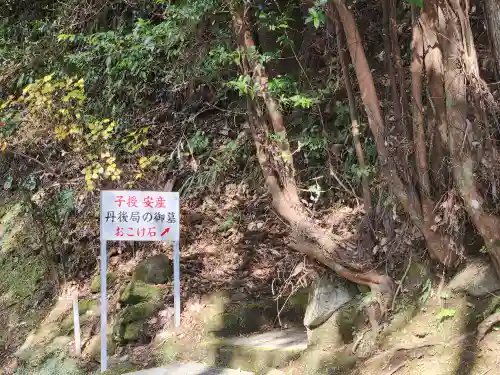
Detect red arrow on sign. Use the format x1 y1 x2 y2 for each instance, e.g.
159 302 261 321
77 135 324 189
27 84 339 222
160 228 170 236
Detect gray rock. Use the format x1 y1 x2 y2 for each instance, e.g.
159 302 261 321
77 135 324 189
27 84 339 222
303 276 357 329
447 258 500 297
134 254 172 284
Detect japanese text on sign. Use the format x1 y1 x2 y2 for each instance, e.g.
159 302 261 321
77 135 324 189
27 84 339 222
100 191 180 241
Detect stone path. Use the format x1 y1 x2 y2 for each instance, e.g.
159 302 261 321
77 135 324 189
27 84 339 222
223 328 308 351
124 362 254 374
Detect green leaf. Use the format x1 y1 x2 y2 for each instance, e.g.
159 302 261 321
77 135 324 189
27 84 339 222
410 0 423 8
436 308 456 321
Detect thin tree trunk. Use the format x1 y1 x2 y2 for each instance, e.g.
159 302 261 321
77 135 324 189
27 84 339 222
390 0 411 137
383 0 403 126
411 16 432 208
332 8 372 214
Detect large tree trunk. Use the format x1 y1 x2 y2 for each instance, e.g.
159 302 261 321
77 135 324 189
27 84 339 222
419 0 500 274
229 5 394 306
485 0 500 78
440 0 500 274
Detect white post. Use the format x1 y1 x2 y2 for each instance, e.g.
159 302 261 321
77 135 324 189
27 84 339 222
100 239 108 373
173 241 181 327
72 293 81 356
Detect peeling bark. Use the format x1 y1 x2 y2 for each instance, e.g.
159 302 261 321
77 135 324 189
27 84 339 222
420 5 449 192
485 0 500 78
436 0 500 274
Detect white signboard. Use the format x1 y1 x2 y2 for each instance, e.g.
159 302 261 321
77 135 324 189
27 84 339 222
99 190 181 374
100 190 180 241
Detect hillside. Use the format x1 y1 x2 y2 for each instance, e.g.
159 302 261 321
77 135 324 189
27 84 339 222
1 0 500 374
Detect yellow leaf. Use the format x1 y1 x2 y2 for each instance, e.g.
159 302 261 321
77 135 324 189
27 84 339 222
43 74 54 82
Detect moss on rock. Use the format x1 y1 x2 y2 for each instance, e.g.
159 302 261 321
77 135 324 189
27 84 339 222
91 272 117 293
119 280 163 305
123 321 146 342
113 302 157 344
133 254 172 284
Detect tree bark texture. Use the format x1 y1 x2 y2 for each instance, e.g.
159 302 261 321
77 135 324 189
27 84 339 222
332 8 372 214
485 0 500 77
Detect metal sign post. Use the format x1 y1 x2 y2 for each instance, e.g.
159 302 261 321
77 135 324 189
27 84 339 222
72 293 81 356
99 239 108 373
99 190 181 373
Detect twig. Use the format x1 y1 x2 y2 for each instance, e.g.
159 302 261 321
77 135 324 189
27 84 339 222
391 253 412 312
352 329 369 354
9 150 46 167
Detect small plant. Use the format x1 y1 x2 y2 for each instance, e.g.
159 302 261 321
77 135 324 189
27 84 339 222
436 308 456 321
187 131 210 155
305 6 326 29
220 214 236 232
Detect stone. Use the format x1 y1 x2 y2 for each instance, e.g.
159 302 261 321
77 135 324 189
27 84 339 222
307 300 360 347
84 334 116 362
446 258 500 297
133 254 172 284
119 281 163 305
113 302 157 343
91 272 117 293
122 321 146 342
303 276 357 329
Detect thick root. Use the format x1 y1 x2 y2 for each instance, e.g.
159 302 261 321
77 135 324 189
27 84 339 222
477 311 500 342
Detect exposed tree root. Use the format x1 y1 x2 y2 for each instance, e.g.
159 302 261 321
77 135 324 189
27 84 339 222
477 311 500 342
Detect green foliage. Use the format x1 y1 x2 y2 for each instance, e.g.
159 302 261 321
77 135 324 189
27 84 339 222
258 9 293 32
305 7 326 29
188 131 210 155
228 75 257 98
408 0 423 8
